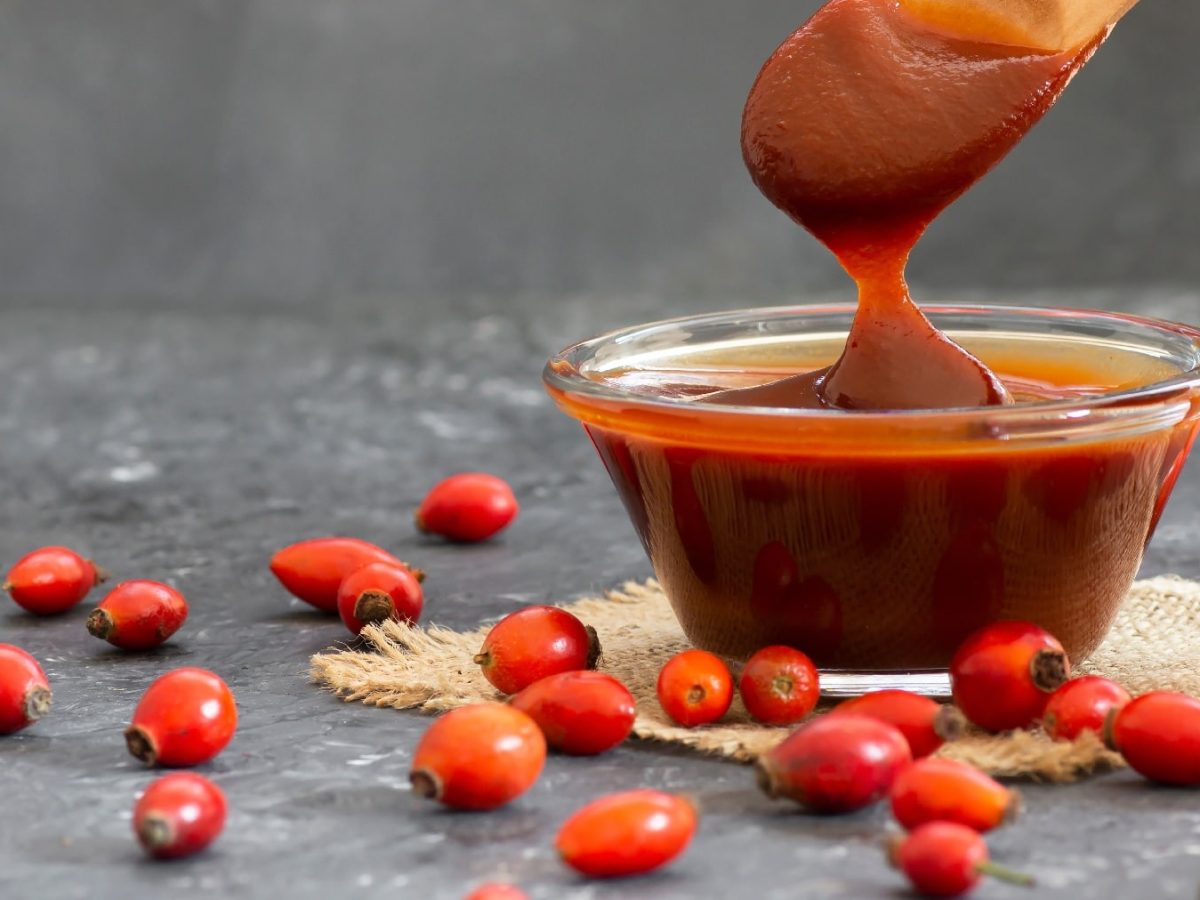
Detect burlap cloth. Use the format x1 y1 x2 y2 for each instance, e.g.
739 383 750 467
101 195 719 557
311 575 1200 782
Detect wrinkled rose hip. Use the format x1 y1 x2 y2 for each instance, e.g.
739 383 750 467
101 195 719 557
556 790 697 879
270 536 423 613
87 580 189 650
4 545 107 616
416 473 518 543
126 667 238 767
134 772 227 860
410 703 545 810
950 621 1069 732
0 644 52 734
475 605 600 695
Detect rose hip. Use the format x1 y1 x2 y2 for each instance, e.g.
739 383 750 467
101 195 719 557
416 473 518 543
269 536 423 613
86 580 189 650
410 703 545 810
890 758 1020 833
656 650 733 727
475 606 600 695
4 545 107 616
133 772 227 860
738 645 819 726
1104 691 1200 785
0 644 52 734
510 671 636 755
125 668 238 767
336 562 424 635
1042 675 1131 742
556 790 696 879
890 822 1034 897
755 714 911 813
830 690 965 759
464 885 528 900
949 621 1069 733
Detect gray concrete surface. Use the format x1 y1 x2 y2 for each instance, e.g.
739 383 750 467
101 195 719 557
0 290 1197 899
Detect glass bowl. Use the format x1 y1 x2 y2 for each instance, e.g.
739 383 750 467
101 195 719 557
544 304 1200 695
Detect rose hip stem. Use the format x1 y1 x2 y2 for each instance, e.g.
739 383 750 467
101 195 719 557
87 580 189 650
0 644 52 734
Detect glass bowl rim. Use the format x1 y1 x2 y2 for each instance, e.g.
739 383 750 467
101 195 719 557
543 302 1200 424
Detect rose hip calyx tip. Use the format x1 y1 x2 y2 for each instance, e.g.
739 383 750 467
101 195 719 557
24 686 52 723
353 591 395 625
409 769 441 800
1030 649 1069 693
86 608 115 640
125 726 159 767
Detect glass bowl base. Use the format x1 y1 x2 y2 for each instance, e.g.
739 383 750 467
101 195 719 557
819 669 951 698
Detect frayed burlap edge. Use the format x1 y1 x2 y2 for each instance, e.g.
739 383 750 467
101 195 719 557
311 576 1200 782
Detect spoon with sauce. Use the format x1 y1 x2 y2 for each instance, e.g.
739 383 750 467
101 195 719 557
720 0 1138 410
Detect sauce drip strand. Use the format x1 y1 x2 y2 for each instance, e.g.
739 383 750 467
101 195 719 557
731 0 1131 410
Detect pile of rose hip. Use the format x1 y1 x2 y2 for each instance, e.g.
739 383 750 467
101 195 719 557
0 545 236 859
396 609 1198 898
0 473 518 867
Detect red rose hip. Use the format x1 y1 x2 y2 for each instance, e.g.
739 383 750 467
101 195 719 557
756 714 911 813
336 562 424 635
1042 675 1131 741
556 790 696 879
949 621 1069 732
475 606 600 695
0 644 52 734
1104 691 1200 785
416 473 518 542
890 822 1033 897
890 758 1020 833
656 650 733 727
125 668 238 767
410 703 545 810
738 645 819 726
269 536 423 613
464 885 527 900
87 580 189 650
510 670 636 755
134 772 227 860
4 545 107 615
830 690 965 759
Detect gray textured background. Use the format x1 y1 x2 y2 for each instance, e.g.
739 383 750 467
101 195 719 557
1 3 1199 899
0 0 1197 308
